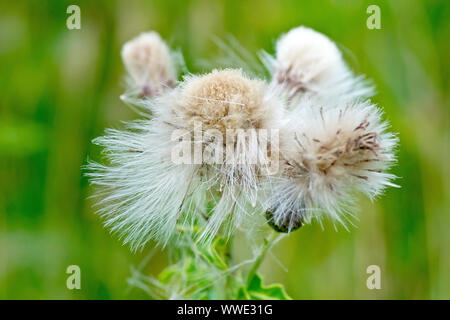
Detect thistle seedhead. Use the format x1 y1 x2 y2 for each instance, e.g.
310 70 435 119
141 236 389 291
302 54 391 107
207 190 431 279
264 101 398 227
121 31 177 98
88 68 287 248
170 69 280 134
269 26 373 104
164 69 285 243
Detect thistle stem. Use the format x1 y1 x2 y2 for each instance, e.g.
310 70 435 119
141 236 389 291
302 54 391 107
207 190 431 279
225 234 234 298
246 232 281 286
224 199 238 297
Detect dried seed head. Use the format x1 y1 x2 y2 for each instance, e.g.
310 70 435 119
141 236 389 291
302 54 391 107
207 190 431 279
162 69 286 243
264 101 398 225
171 69 278 134
274 27 345 94
121 31 177 97
269 26 372 104
88 68 287 249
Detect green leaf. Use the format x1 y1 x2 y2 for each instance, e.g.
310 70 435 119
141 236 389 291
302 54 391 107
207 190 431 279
236 286 251 300
244 274 291 300
195 237 228 270
157 263 182 284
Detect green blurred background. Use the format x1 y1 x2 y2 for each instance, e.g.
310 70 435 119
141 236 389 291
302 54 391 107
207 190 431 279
1 0 449 299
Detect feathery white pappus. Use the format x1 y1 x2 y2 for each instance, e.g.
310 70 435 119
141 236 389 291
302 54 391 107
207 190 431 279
87 69 285 249
264 100 398 231
121 31 177 98
267 26 373 105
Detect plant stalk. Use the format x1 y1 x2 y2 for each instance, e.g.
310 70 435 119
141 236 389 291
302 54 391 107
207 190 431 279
246 232 280 286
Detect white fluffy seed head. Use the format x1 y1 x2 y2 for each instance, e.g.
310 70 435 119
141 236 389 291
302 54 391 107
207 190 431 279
264 101 398 229
121 31 177 97
88 68 286 248
158 69 285 243
166 69 281 133
276 26 344 87
269 26 373 104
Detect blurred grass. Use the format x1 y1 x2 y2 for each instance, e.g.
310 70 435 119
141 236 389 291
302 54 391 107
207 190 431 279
0 0 449 299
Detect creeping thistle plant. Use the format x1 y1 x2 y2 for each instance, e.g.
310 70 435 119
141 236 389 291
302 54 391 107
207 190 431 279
87 27 398 299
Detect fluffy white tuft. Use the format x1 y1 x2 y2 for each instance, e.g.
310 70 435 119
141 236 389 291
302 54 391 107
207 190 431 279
121 31 177 98
87 69 286 248
86 119 202 251
264 26 373 106
263 100 398 230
